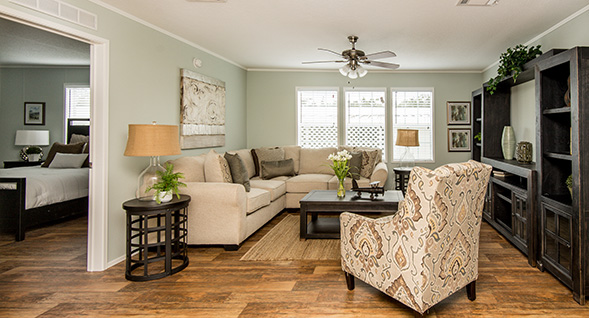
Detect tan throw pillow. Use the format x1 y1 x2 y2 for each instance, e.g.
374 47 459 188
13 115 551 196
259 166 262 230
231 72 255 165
224 152 251 192
252 147 285 176
261 159 296 179
360 149 379 178
204 150 232 183
41 142 86 167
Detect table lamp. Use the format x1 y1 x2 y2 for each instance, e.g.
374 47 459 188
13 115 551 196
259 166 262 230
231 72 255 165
124 122 181 201
395 129 419 168
15 130 50 161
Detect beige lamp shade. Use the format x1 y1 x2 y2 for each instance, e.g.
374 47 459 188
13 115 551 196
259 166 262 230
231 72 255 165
15 130 50 146
395 129 420 147
124 124 181 157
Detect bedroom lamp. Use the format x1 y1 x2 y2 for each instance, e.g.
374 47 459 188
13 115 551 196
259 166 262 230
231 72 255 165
15 130 50 162
124 122 181 201
395 129 419 168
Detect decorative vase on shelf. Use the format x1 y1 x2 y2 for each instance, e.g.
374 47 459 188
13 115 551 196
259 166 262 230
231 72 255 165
501 126 516 160
516 141 533 163
337 177 345 198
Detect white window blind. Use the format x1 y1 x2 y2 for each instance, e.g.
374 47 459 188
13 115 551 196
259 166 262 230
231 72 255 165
65 85 90 119
391 89 434 162
344 89 386 156
297 88 338 148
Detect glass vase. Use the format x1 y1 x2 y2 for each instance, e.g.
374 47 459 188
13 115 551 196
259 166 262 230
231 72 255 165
337 177 345 198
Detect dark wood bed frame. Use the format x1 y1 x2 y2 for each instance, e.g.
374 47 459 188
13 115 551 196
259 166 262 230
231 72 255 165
0 119 90 241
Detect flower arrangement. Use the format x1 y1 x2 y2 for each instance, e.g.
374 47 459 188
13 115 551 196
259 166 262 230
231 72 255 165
328 150 352 198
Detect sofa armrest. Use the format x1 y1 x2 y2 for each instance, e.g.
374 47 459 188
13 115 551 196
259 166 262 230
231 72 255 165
370 161 388 187
179 182 247 245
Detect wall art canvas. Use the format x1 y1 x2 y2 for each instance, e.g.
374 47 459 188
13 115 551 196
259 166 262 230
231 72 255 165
447 101 471 125
24 102 45 125
180 69 226 149
448 128 471 152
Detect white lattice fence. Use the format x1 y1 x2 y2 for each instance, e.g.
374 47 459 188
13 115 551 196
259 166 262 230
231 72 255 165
299 125 337 148
346 125 385 150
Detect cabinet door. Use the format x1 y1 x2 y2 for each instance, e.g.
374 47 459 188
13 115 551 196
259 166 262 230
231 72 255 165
541 200 573 288
511 192 528 247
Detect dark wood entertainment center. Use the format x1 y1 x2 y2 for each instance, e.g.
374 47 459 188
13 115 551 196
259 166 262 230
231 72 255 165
472 47 588 304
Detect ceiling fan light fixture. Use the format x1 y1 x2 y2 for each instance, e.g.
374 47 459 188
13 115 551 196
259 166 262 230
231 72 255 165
357 64 367 78
348 69 358 79
339 64 351 76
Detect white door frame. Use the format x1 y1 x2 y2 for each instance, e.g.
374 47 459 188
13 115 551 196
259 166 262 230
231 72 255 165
1 5 110 271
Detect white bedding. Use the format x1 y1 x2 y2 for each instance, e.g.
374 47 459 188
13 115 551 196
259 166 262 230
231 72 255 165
0 166 89 210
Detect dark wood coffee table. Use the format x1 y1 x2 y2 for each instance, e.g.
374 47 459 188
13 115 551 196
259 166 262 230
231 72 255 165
299 190 403 239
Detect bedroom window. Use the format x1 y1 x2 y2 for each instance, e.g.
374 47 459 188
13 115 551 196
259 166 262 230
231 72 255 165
297 88 338 148
65 85 90 119
344 88 386 157
391 89 434 162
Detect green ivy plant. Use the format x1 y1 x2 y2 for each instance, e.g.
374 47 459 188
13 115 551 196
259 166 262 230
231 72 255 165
474 132 482 142
146 163 186 204
486 44 542 95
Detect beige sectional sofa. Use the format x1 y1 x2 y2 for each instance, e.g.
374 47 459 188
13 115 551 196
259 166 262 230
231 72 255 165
169 146 388 250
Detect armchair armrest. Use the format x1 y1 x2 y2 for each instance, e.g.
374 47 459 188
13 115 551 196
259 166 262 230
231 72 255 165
179 181 247 245
370 162 388 187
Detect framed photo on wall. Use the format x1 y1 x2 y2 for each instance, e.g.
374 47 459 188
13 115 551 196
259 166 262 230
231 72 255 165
24 102 45 125
448 128 471 152
447 101 471 125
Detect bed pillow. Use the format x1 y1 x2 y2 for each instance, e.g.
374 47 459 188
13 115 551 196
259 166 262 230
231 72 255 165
48 153 89 169
260 159 295 179
41 142 86 167
224 152 251 192
69 134 89 144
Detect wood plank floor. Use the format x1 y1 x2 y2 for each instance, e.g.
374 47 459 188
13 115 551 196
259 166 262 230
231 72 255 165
1 211 588 317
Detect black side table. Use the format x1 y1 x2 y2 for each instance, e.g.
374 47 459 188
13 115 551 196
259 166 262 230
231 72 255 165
4 161 44 168
393 167 412 195
122 194 191 281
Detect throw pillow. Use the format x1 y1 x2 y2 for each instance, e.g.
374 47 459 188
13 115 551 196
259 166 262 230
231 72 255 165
82 141 90 168
348 151 362 180
260 159 295 180
252 147 285 176
360 149 380 178
204 149 232 183
224 153 251 192
48 153 89 169
41 142 86 167
69 134 89 144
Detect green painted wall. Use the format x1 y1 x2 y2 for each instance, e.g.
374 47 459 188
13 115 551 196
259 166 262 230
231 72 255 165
0 0 247 263
246 71 483 187
0 67 90 163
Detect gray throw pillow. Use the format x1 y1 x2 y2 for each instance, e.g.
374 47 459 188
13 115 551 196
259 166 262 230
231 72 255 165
261 159 295 180
224 153 251 192
253 147 285 176
348 151 362 180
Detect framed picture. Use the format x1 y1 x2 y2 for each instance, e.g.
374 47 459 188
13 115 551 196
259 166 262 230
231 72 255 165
448 128 471 152
24 102 45 125
447 101 471 125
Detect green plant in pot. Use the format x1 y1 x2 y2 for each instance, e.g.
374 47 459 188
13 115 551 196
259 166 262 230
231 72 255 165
486 44 542 95
25 146 43 162
566 174 573 199
146 163 186 204
474 132 481 142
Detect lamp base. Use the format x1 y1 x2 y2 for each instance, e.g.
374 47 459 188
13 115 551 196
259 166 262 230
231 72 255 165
136 156 165 201
399 147 416 169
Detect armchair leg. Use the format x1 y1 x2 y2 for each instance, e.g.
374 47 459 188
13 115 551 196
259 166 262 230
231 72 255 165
466 280 476 301
344 272 355 290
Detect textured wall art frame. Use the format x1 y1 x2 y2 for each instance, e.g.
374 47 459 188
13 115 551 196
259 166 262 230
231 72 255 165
448 128 471 152
180 69 226 149
447 101 471 125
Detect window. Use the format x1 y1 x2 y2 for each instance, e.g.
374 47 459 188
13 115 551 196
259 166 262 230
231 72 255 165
391 89 434 162
344 88 386 155
297 88 338 148
65 85 90 119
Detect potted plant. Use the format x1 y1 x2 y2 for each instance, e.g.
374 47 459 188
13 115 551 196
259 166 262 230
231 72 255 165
486 44 542 95
25 146 43 162
566 174 573 199
474 132 481 142
146 163 186 204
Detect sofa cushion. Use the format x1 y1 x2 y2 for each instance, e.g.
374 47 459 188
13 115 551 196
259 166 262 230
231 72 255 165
298 147 337 175
282 145 301 174
261 159 296 179
252 147 285 176
204 149 232 183
232 149 256 179
360 149 380 178
168 154 206 182
246 188 271 215
286 174 332 193
224 152 251 192
249 179 286 201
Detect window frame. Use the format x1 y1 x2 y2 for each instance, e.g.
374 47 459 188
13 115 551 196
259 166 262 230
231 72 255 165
295 86 340 148
64 83 91 141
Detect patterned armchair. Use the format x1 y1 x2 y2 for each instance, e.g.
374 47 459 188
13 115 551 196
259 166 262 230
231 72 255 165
340 160 492 317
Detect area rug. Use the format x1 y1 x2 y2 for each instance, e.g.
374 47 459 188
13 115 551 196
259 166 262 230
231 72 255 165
240 215 340 261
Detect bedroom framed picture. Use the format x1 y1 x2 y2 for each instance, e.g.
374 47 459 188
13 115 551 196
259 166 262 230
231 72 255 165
447 101 471 125
24 102 46 125
448 128 471 152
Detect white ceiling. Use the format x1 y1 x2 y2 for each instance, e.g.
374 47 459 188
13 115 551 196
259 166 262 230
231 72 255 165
2 0 588 71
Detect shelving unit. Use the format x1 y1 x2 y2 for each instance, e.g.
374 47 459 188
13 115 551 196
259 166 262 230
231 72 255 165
471 88 482 162
536 47 589 304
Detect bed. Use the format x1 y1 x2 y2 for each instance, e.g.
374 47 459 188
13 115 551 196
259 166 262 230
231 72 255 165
0 119 90 241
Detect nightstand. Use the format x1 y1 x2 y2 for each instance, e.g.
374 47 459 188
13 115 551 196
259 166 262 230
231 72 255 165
3 161 44 168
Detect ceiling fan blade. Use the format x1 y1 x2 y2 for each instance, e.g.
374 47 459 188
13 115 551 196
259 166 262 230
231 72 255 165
302 60 346 64
364 51 397 60
318 48 344 57
364 60 400 69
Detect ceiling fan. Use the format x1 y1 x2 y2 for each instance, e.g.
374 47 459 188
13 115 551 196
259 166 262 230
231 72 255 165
303 35 400 79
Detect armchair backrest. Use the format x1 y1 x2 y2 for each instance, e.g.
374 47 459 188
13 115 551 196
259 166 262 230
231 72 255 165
399 160 491 308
